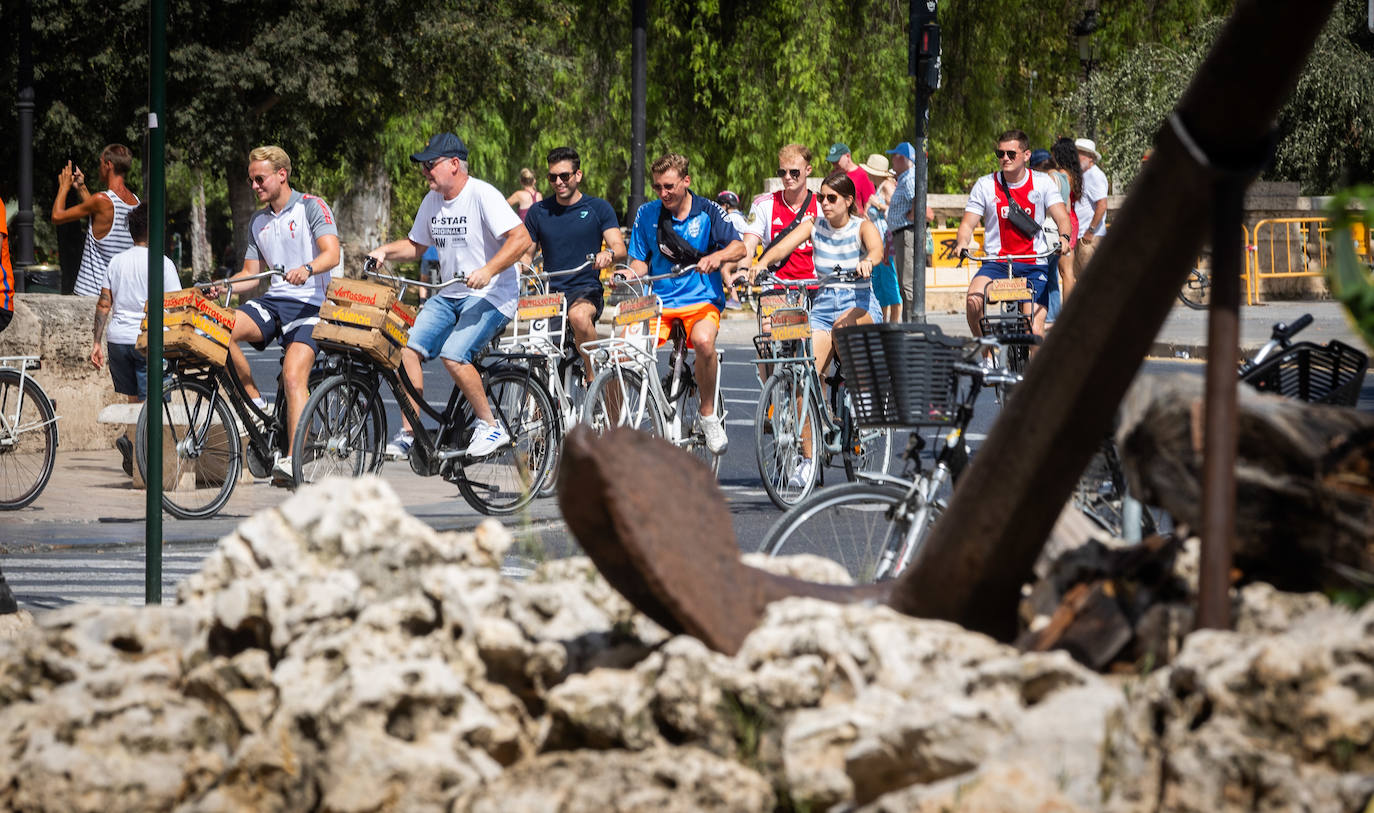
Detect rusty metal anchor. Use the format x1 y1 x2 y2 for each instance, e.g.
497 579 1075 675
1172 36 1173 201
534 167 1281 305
558 0 1337 655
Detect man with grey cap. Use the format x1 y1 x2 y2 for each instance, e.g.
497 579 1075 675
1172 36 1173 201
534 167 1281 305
826 142 875 210
366 132 532 460
1073 138 1109 278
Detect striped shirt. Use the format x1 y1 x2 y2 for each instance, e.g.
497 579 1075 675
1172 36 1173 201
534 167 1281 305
811 216 867 289
74 190 139 297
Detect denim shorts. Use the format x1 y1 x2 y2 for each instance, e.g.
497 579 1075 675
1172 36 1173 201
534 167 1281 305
108 342 147 399
407 295 510 364
974 261 1052 307
809 286 881 332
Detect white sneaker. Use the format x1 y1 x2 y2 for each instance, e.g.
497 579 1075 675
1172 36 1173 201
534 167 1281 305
385 430 413 460
271 455 295 487
788 457 815 489
698 412 728 455
467 420 511 458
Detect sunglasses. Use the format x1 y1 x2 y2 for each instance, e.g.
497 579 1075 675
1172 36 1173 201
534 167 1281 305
247 174 271 186
995 149 1022 160
820 192 846 204
651 182 678 193
421 157 450 172
547 171 574 184
776 168 802 179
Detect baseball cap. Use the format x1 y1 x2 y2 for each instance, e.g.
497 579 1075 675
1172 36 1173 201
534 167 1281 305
885 141 916 161
1029 149 1053 167
825 142 851 163
411 132 469 163
716 190 740 209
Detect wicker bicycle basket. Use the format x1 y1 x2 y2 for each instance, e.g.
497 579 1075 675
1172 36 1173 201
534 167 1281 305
833 322 965 427
1239 339 1369 407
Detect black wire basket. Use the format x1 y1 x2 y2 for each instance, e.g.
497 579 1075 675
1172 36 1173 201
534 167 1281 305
1239 339 1368 407
834 323 964 427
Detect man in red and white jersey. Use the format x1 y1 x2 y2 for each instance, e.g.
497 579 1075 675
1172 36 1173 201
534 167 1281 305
739 143 821 289
952 129 1072 344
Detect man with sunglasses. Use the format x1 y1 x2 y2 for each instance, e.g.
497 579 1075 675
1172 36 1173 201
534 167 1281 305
213 145 340 485
625 152 745 455
522 146 626 380
952 129 1072 353
739 144 821 289
366 132 532 461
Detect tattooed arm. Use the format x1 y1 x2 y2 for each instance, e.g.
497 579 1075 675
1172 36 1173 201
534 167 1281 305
91 288 112 369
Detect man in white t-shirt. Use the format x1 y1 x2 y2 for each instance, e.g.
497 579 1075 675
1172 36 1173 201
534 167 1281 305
90 202 182 473
212 145 340 484
366 132 532 460
952 129 1072 349
1073 138 1109 279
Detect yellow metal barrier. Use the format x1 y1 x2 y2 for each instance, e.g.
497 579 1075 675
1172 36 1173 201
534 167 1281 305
928 228 984 291
1250 217 1332 303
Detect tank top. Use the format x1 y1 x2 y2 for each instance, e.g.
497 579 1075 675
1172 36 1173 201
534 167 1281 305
811 216 867 288
74 190 138 296
516 189 542 221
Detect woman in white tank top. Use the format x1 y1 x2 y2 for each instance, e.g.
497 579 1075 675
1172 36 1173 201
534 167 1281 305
755 171 885 484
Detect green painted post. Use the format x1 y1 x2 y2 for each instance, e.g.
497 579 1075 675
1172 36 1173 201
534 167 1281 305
145 0 166 604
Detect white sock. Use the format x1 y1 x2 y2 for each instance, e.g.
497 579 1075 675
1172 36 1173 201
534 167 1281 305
252 397 268 410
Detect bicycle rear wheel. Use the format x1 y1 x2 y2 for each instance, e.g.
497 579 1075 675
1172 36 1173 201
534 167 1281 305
676 376 723 475
755 369 821 509
760 482 917 583
292 374 386 486
1178 267 1210 310
0 370 58 510
583 366 664 437
458 369 558 515
136 380 242 519
836 382 892 481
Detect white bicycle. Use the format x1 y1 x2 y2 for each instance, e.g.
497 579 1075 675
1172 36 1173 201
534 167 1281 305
0 356 59 510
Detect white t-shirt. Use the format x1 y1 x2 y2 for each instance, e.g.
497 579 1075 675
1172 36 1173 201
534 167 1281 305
104 246 182 345
408 177 523 316
964 170 1063 256
1076 164 1108 237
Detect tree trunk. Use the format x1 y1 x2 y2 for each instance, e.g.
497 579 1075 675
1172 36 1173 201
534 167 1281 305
189 168 213 282
224 152 256 274
333 159 391 279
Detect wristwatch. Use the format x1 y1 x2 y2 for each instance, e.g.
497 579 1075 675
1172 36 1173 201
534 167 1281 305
304 263 315 275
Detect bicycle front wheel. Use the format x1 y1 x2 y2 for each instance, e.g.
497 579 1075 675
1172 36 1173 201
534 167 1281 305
458 369 558 515
760 482 917 583
676 376 722 476
0 370 58 510
136 380 242 519
582 366 664 437
755 369 820 509
1178 267 1210 310
292 374 387 486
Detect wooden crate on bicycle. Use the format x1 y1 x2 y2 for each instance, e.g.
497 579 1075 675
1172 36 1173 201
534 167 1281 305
313 278 414 368
136 289 236 367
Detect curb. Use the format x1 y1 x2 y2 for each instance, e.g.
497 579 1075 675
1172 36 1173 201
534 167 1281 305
1147 341 1267 362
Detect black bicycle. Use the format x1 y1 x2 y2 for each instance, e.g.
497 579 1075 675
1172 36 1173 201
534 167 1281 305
291 260 558 515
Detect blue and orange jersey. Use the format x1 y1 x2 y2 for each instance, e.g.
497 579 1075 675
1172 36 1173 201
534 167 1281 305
0 199 14 312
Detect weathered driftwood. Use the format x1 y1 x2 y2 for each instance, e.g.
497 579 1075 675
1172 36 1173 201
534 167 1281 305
1119 374 1374 591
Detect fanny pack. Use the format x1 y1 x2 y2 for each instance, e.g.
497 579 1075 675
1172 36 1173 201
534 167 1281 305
997 171 1042 239
657 200 705 266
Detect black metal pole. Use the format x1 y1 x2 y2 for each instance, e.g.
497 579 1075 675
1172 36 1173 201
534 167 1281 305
15 0 36 275
628 0 648 221
907 0 937 322
145 0 167 604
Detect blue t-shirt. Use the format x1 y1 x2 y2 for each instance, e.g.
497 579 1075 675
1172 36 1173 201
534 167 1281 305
523 195 620 293
627 194 740 309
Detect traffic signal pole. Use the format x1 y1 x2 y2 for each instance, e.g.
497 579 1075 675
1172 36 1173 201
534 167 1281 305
908 0 940 322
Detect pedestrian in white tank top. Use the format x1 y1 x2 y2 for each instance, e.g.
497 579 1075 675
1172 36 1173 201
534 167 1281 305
51 144 140 296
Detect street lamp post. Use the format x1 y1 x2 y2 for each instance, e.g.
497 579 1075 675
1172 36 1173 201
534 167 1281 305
1075 8 1100 139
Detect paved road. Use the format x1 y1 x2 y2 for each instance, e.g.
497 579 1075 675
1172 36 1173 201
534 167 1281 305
5 300 1370 610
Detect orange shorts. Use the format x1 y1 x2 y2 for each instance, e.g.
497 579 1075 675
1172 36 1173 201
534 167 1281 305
657 302 721 348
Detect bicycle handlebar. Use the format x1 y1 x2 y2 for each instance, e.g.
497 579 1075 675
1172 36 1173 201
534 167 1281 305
1271 313 1314 343
528 254 599 280
363 256 466 290
194 266 286 290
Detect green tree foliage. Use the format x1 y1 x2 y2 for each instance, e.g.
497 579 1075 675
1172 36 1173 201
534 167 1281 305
1065 0 1374 194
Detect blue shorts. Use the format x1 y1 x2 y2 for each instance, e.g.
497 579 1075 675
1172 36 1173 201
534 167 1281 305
407 295 510 364
809 286 882 332
870 260 901 307
108 342 147 399
974 261 1052 307
241 296 321 353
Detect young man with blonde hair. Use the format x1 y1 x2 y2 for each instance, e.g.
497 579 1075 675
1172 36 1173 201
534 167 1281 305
52 143 140 296
740 143 820 287
625 152 745 454
212 145 340 484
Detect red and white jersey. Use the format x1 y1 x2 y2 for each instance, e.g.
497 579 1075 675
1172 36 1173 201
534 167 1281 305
743 190 819 280
965 170 1063 256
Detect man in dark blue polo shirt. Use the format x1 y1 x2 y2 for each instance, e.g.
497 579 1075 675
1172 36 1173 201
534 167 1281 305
523 146 626 380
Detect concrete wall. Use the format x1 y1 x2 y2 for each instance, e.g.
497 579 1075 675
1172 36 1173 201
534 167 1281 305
0 294 128 451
